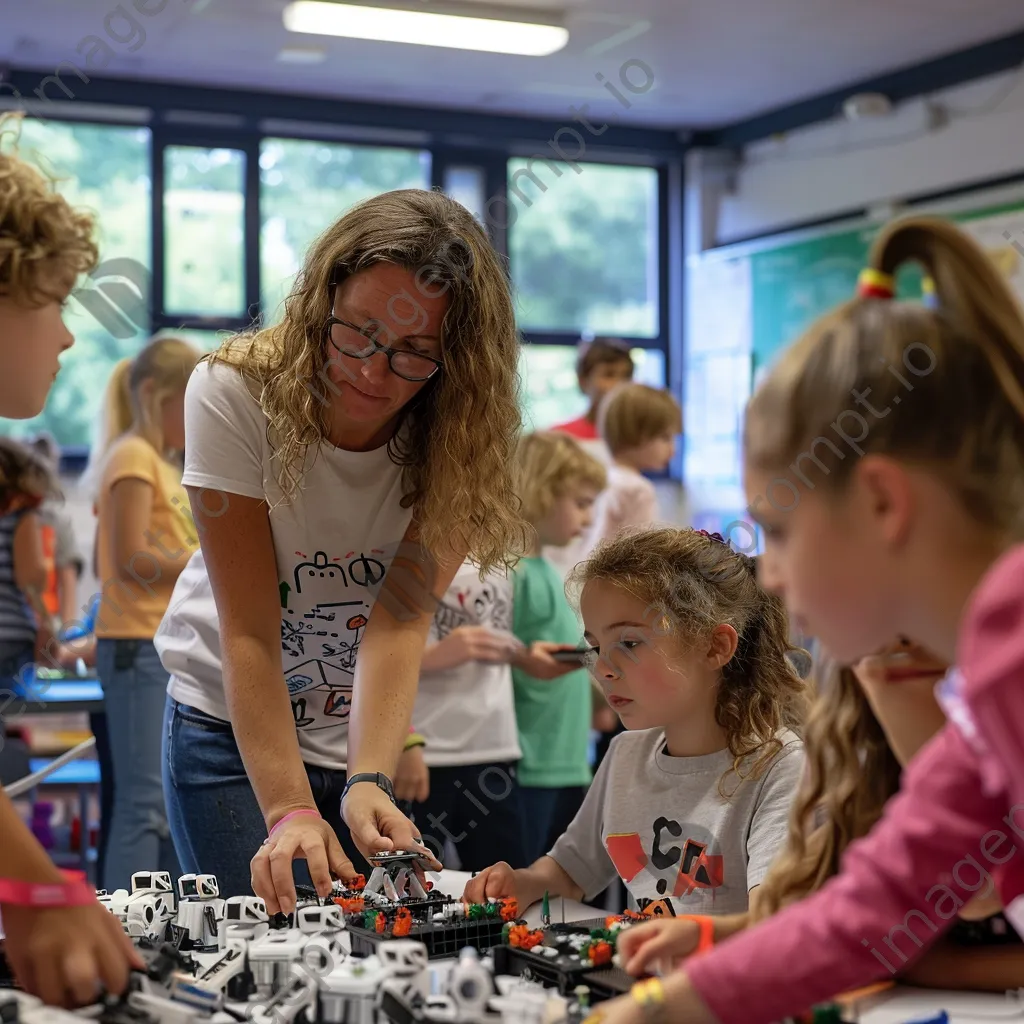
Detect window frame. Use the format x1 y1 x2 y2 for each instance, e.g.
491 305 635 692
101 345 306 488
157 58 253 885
2 71 685 478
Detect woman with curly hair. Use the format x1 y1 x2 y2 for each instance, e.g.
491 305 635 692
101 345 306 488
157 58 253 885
619 642 1024 991
0 113 141 1006
155 188 528 910
464 527 808 917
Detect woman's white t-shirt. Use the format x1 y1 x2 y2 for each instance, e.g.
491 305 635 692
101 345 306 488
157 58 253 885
410 562 521 768
155 360 414 770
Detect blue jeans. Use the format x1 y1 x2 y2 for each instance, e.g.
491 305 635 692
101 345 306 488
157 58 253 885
97 639 180 892
518 784 587 864
162 697 371 898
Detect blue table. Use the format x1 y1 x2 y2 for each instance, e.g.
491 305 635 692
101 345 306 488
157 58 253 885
7 676 104 715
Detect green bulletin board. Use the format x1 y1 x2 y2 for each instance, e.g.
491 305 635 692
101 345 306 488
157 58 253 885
747 199 1024 378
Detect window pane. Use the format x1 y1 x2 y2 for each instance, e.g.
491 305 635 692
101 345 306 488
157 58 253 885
0 121 151 447
444 165 485 223
520 344 665 431
509 161 658 337
164 146 245 317
260 140 431 323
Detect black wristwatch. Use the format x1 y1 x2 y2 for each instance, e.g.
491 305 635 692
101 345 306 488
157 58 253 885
342 772 396 806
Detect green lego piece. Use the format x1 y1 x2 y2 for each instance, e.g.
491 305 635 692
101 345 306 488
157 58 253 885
484 900 499 917
467 902 485 920
811 1003 844 1024
542 891 550 923
362 910 378 929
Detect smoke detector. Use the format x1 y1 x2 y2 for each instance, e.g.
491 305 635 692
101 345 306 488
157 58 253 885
842 92 893 121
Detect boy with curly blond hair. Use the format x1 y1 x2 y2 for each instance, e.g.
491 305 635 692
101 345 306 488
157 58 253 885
0 114 98 420
0 113 141 1007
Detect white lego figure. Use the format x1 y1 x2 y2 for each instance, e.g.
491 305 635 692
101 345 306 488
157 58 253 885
249 963 319 1024
175 873 226 951
100 869 176 943
318 954 391 1024
247 927 309 997
442 947 494 1020
220 895 269 949
376 939 432 1022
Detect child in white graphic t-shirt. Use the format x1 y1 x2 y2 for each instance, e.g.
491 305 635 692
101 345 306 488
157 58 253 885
464 527 807 918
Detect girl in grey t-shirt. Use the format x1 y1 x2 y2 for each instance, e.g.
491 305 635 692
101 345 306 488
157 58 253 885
464 527 808 917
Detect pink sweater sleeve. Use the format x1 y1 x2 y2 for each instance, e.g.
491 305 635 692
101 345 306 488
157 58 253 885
959 544 1024 807
687 724 1012 1024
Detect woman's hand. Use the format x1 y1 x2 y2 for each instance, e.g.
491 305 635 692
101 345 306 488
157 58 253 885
250 813 355 916
2 901 144 1007
342 782 442 871
422 627 523 673
514 642 581 681
618 917 704 975
394 745 430 803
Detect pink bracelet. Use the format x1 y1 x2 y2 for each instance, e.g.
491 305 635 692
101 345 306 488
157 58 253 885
0 873 96 908
265 808 321 843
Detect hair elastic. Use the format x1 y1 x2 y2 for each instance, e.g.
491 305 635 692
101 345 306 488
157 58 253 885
921 275 939 309
696 529 726 544
857 268 895 299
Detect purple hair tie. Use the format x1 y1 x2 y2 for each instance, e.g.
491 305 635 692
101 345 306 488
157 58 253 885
697 529 726 545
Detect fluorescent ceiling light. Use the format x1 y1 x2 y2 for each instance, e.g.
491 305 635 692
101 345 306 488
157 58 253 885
283 1 569 56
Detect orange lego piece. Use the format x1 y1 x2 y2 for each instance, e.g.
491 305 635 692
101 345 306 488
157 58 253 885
374 912 387 934
333 896 365 914
589 941 613 966
392 907 413 937
499 898 518 922
348 874 366 891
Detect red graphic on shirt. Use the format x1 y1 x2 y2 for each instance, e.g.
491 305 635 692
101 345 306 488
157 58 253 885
672 838 724 897
605 833 648 882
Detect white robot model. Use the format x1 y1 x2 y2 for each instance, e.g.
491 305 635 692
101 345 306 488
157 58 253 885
174 873 226 952
99 870 176 944
375 939 432 1020
219 894 270 950
317 953 393 1024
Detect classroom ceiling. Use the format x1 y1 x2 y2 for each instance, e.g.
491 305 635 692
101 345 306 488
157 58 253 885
2 0 1023 130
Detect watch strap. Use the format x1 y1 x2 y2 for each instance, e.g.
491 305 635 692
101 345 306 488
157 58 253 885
343 772 396 805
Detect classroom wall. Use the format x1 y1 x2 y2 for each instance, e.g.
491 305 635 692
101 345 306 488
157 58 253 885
715 67 1024 244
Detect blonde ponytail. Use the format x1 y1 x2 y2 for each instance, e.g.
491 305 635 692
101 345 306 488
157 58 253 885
83 337 199 497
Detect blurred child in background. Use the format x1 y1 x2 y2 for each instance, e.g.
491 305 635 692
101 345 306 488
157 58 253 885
88 336 200 891
0 439 63 694
407 560 581 870
512 431 607 863
553 337 635 453
546 340 635 582
586 383 682 549
29 433 87 662
465 527 806 916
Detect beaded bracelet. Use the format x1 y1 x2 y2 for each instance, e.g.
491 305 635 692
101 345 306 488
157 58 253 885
631 977 667 1021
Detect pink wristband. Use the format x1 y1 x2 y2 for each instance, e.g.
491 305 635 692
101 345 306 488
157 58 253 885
0 872 96 908
266 808 321 842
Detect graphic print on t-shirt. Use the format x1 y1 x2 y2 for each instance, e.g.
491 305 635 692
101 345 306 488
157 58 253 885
605 818 724 912
279 548 387 731
433 574 511 639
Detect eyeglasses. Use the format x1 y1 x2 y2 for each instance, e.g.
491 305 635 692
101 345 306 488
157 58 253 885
325 315 442 383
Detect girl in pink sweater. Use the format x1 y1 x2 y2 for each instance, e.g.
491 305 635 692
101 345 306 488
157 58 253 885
589 216 1024 1024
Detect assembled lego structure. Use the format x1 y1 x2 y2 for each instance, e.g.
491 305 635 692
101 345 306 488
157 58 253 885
0 852 638 1024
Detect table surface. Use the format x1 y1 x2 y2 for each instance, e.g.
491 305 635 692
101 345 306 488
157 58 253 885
7 676 104 715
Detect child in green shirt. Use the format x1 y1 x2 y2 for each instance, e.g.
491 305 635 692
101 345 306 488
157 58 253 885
512 431 607 863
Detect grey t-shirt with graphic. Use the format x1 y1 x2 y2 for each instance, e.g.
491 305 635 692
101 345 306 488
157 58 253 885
549 727 804 915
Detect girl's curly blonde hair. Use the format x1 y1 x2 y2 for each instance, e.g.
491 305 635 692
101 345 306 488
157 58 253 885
569 527 809 793
0 113 98 305
212 188 526 572
752 663 901 919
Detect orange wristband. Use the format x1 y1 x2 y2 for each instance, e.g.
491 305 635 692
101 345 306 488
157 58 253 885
679 913 714 953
